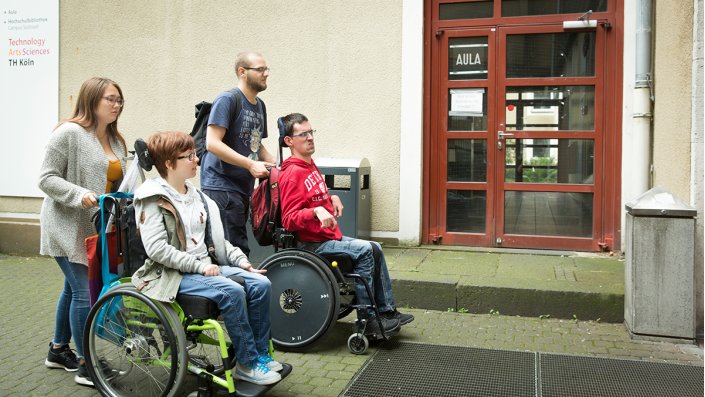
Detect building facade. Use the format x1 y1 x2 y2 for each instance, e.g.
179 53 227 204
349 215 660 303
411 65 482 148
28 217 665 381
0 0 702 336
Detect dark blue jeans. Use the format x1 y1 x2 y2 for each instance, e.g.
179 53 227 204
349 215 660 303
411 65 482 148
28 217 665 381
203 189 250 256
53 257 90 358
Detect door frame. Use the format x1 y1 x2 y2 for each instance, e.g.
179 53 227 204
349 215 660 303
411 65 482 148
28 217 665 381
422 0 623 251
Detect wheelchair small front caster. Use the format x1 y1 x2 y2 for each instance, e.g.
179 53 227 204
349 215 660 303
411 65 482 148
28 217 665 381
347 333 369 354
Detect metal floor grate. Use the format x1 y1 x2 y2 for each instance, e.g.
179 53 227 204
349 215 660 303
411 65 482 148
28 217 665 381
540 354 704 397
342 342 703 397
342 341 536 397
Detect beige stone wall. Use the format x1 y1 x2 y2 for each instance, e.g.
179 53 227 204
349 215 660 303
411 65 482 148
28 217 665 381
1 1 402 235
652 1 694 201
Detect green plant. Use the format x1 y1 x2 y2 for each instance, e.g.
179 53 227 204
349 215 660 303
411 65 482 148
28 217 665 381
457 308 469 313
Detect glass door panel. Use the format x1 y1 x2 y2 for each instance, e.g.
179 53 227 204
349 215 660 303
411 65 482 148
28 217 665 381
448 190 487 233
504 191 593 237
448 139 488 182
504 139 594 184
506 32 596 78
506 86 595 131
501 0 607 17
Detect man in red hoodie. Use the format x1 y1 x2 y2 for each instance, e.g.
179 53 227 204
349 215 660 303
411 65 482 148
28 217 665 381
277 113 413 336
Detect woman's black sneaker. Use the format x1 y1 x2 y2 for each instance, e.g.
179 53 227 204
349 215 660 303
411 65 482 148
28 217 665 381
45 343 79 372
382 309 415 326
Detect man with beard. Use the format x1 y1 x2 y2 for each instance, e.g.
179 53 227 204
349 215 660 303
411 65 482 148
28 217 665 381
202 52 276 255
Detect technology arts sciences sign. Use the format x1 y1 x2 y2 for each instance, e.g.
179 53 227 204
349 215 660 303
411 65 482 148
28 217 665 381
7 37 49 66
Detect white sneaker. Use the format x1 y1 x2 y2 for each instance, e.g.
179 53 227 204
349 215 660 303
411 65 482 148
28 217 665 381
257 353 283 372
234 361 281 385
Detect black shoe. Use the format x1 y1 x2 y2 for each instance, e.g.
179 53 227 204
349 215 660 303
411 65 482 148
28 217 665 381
75 363 94 387
366 315 400 336
383 309 415 326
45 343 79 372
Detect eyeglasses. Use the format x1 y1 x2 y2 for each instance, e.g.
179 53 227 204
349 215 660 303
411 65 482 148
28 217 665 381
176 152 196 162
103 96 124 107
291 129 316 139
243 66 270 74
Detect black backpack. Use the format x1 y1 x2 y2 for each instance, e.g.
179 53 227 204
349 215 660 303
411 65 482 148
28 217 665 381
191 88 266 165
191 88 241 165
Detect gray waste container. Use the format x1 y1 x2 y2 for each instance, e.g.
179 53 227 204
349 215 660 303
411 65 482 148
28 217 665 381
316 158 371 240
624 187 696 341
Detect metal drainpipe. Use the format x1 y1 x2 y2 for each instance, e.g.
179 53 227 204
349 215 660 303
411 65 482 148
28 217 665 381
633 0 654 194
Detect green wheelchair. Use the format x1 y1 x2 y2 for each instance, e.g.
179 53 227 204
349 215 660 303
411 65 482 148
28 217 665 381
83 162 291 396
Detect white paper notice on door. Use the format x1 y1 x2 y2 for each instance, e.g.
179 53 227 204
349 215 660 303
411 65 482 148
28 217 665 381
449 88 484 117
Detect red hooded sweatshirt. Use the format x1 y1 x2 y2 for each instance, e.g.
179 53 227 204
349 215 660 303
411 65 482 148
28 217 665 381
279 157 342 242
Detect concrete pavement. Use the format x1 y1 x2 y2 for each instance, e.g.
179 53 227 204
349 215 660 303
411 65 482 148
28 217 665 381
0 254 701 397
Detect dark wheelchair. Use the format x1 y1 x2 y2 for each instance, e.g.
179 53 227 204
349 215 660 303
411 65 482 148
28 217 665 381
255 211 395 356
82 141 291 397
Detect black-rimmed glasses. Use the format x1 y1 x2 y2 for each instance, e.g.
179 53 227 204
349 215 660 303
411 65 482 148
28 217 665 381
176 152 196 162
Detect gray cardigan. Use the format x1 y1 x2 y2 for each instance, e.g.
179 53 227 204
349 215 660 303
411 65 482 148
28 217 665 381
38 122 127 265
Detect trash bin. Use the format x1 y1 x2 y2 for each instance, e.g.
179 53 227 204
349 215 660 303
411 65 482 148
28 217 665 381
316 158 371 240
624 187 696 341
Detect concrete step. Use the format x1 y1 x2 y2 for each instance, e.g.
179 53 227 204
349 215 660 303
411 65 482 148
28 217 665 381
385 247 624 323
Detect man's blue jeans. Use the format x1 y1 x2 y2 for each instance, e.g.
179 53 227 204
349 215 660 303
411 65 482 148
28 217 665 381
53 257 90 358
304 236 396 314
178 265 271 367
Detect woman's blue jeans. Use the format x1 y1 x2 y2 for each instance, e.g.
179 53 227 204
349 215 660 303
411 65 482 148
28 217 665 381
308 236 396 315
178 265 271 367
53 257 90 358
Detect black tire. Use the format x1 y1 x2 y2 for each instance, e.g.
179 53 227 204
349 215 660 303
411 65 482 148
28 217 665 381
259 250 340 351
347 333 368 355
84 283 187 397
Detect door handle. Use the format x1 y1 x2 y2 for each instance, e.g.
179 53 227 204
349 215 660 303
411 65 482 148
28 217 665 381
497 131 514 150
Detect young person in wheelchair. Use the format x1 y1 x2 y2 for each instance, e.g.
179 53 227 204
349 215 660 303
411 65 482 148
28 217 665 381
131 131 282 386
277 113 414 336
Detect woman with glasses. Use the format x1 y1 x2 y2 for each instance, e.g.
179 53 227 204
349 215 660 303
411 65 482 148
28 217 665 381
38 77 127 386
131 131 282 386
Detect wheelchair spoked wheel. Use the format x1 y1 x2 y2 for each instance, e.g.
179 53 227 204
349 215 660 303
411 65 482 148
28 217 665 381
84 283 187 397
259 250 340 351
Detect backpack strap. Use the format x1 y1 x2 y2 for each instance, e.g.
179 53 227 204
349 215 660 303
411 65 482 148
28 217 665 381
196 190 218 264
227 87 243 126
